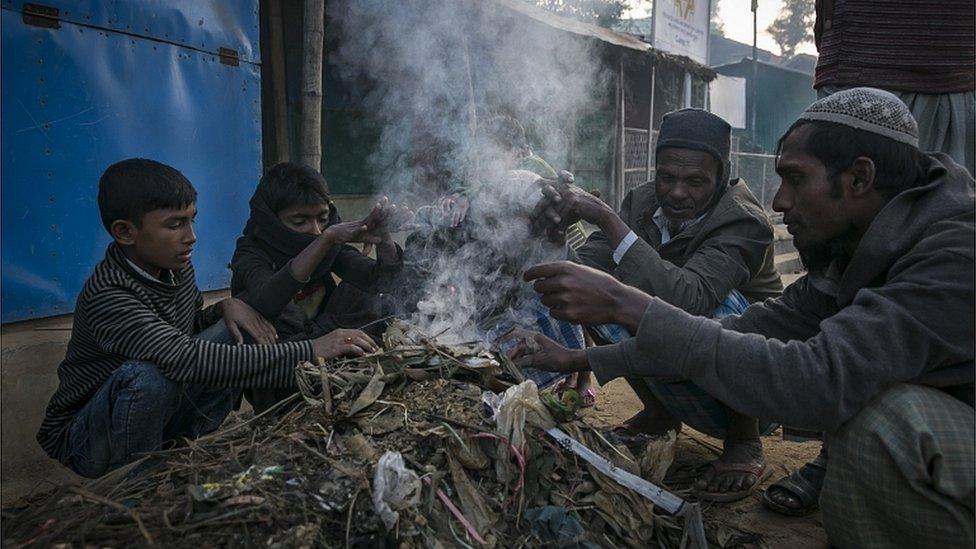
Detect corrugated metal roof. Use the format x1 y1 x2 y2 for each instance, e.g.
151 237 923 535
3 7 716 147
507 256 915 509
496 0 653 53
494 0 714 78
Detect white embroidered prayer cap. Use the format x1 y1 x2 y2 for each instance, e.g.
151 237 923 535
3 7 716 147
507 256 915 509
798 87 919 147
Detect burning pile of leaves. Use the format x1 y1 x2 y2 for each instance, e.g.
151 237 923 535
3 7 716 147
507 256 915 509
2 322 765 548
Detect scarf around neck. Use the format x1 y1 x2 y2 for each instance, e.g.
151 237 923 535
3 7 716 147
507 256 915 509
238 181 342 282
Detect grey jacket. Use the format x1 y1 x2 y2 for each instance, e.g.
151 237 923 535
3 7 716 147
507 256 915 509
588 153 975 432
576 179 782 316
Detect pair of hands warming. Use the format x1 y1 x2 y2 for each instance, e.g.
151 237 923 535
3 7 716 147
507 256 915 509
324 196 414 248
530 171 632 248
218 298 378 359
498 261 653 373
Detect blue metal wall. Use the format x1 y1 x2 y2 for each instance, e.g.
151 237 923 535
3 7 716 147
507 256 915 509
1 1 262 322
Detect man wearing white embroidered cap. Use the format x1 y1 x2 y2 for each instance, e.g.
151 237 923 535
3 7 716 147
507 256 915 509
507 88 975 548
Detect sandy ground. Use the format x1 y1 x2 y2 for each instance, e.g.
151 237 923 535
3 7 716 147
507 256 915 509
582 377 829 548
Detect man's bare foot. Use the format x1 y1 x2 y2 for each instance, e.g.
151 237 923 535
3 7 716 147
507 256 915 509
616 408 682 436
694 437 768 502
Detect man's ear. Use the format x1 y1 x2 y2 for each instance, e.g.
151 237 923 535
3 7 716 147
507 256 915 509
848 156 877 197
110 220 138 245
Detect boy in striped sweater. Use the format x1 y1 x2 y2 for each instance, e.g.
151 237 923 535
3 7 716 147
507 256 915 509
37 159 378 478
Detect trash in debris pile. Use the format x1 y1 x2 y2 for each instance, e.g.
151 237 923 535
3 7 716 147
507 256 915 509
1 321 766 548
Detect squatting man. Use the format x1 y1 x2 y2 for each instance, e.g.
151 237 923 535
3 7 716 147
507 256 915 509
505 88 975 549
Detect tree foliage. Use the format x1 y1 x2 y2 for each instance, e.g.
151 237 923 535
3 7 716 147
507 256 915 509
767 0 814 58
535 0 630 29
711 0 725 37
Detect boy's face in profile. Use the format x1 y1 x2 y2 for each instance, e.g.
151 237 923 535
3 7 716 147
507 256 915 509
277 202 331 236
112 203 197 276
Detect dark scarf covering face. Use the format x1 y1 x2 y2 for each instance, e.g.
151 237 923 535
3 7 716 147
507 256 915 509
236 181 342 283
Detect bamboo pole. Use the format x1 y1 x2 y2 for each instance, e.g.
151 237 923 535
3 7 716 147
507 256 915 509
269 0 290 164
300 0 325 170
646 65 656 181
616 56 626 209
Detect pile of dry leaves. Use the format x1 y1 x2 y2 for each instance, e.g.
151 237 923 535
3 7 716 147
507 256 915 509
2 322 765 548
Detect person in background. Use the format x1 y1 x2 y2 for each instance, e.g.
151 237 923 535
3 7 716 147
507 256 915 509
814 0 974 175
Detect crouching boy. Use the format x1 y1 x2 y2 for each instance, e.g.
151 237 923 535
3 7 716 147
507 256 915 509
36 159 377 478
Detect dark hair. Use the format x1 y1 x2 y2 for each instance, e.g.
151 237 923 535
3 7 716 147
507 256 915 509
777 120 925 199
97 158 197 231
482 114 528 152
260 162 331 213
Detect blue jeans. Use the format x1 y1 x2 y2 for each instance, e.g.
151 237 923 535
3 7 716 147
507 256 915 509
63 322 239 478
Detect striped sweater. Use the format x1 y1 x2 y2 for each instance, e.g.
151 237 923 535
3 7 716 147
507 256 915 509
815 0 975 94
37 244 314 460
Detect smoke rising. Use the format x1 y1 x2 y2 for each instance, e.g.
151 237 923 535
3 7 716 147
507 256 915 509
330 0 608 342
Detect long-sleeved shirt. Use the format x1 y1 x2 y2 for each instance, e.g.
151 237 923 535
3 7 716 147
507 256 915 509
588 153 975 432
37 244 314 460
575 178 782 316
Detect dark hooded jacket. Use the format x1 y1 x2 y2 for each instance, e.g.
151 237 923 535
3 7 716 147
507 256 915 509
588 153 975 431
230 187 400 341
576 108 782 315
576 178 783 316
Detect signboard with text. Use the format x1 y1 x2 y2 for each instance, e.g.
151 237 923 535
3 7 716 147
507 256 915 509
653 0 710 65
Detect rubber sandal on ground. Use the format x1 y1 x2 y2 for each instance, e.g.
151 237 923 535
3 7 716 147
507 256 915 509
694 461 771 503
761 461 826 516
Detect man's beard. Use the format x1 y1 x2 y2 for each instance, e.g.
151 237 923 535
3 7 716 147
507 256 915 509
797 238 848 272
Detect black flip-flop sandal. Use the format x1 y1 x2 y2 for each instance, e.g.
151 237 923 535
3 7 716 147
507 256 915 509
694 460 771 503
762 460 826 516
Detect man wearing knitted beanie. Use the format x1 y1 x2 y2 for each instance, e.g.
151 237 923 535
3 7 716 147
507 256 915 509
513 88 974 548
534 108 783 503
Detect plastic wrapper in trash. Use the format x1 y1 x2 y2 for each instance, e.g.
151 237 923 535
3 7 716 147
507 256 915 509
371 451 421 530
485 380 555 450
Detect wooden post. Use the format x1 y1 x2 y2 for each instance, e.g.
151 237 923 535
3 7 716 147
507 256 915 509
616 56 626 209
300 0 325 170
269 0 290 164
646 64 656 181
568 108 576 173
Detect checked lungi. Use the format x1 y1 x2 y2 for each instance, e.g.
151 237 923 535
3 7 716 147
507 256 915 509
488 293 585 389
592 289 776 438
822 384 974 548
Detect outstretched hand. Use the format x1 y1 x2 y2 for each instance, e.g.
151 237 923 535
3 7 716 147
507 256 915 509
324 197 413 247
438 193 470 228
324 219 383 246
311 329 379 361
496 327 589 373
530 171 573 243
524 261 651 331
364 196 414 237
531 171 618 244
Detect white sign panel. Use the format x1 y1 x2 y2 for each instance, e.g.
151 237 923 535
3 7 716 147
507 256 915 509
709 75 747 129
653 0 710 65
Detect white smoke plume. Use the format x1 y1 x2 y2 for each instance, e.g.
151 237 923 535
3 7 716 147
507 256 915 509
330 0 609 342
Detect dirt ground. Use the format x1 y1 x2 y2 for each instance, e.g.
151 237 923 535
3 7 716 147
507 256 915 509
582 378 829 548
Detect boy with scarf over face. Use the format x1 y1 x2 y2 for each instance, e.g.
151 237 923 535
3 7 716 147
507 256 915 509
230 163 405 410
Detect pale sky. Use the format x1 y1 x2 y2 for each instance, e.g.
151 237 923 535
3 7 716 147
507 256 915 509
625 0 818 57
